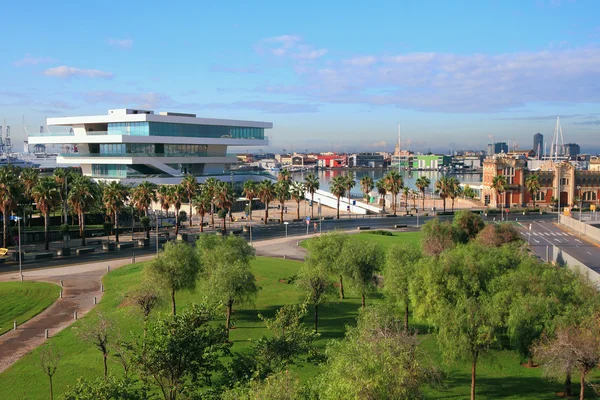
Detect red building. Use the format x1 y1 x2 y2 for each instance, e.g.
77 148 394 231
317 154 346 168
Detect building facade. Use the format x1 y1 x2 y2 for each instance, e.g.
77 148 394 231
533 133 543 157
482 155 600 208
563 143 581 160
29 109 272 184
348 153 384 168
413 155 451 170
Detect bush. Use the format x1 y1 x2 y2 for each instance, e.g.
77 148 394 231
178 210 187 223
365 230 394 236
102 222 112 236
279 275 297 284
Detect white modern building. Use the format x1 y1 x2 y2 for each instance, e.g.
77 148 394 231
29 109 273 184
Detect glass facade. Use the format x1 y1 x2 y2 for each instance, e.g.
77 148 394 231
96 143 209 156
106 122 264 139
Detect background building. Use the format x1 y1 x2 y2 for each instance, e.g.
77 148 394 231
563 143 581 160
348 153 384 168
533 133 543 157
413 154 451 170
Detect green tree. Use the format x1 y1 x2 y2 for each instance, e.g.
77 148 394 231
345 171 356 208
0 166 24 247
274 180 290 223
130 181 157 239
415 176 431 211
278 168 291 183
146 241 202 315
258 180 275 225
31 176 59 250
525 174 541 209
242 180 257 221
403 186 411 213
304 173 320 218
305 232 349 299
192 189 211 233
214 182 234 232
297 257 333 332
359 176 374 202
180 175 200 227
411 243 522 400
435 176 451 213
196 235 258 338
69 175 98 246
384 171 403 216
421 217 458 257
491 174 508 209
448 177 462 212
452 210 485 243
204 177 219 227
102 181 129 243
330 175 347 219
62 376 146 400
339 237 384 308
463 185 477 199
375 179 387 213
172 184 186 235
221 370 303 400
130 303 230 400
77 313 114 378
53 168 69 224
39 344 61 400
384 243 422 331
289 181 305 220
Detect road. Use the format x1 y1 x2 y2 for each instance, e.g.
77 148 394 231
518 220 600 274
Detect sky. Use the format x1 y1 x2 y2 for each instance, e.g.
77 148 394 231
2 0 600 154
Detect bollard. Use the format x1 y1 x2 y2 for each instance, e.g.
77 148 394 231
283 254 287 260
107 265 110 272
74 311 78 320
59 290 63 299
20 274 23 282
45 329 49 339
94 296 97 305
13 321 17 330
132 253 136 263
60 279 63 287
101 284 104 292
296 241 299 246
546 246 549 262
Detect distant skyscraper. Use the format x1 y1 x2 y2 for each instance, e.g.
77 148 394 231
487 142 508 155
533 133 543 157
563 143 581 160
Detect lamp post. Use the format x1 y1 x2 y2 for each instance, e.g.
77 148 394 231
318 198 322 234
284 221 289 238
155 210 159 256
578 185 582 221
15 215 22 281
557 171 561 224
247 201 252 244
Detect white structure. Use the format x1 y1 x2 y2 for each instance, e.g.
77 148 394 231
29 109 272 184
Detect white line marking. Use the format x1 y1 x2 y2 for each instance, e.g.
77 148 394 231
575 239 582 243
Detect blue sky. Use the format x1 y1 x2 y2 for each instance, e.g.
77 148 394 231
2 0 600 153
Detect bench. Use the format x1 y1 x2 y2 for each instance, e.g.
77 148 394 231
394 224 407 229
91 232 104 237
0 248 8 256
357 226 371 230
32 252 54 260
87 239 101 245
117 242 134 250
76 247 95 255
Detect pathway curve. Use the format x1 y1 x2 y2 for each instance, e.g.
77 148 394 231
0 255 154 373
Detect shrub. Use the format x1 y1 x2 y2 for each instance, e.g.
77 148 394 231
366 230 394 236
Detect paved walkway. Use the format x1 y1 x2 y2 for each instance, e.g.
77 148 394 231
0 254 154 373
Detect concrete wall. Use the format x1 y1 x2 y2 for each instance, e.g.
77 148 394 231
559 214 600 242
303 189 383 215
552 245 600 285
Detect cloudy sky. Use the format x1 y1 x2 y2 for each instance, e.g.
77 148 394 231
2 0 600 153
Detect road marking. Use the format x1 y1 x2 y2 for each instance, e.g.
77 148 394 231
587 252 593 255
575 239 582 243
533 239 539 243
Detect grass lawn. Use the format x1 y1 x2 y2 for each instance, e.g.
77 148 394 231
0 282 61 335
300 230 422 250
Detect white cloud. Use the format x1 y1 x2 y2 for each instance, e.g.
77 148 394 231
14 53 56 66
108 38 134 49
44 66 114 79
255 35 327 60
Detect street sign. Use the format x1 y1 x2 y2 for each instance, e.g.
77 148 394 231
306 216 311 225
284 222 289 225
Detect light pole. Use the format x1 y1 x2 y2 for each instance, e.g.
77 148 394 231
247 201 252 245
318 198 322 234
557 170 561 224
577 185 582 221
284 221 289 238
15 215 22 281
155 210 159 256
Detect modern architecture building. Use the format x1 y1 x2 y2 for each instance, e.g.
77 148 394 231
533 133 543 157
413 154 451 170
487 142 509 155
348 153 384 168
563 143 581 160
29 109 272 184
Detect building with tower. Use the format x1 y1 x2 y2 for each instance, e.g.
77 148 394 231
533 133 543 158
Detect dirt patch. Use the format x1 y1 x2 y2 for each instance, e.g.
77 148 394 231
520 362 539 368
555 391 576 398
117 298 132 309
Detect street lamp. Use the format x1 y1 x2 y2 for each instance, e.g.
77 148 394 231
284 221 289 238
318 198 322 234
14 215 22 281
577 185 582 221
247 201 253 244
154 210 159 256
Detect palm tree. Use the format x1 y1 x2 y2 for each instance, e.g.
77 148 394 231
0 166 24 247
102 181 129 243
157 185 173 229
435 177 451 213
31 176 59 250
278 168 291 183
131 181 157 239
258 180 275 225
331 175 347 219
289 181 305 220
345 172 356 209
68 176 97 246
384 171 403 216
448 177 461 212
274 180 290 223
172 184 186 235
20 167 39 198
214 182 234 232
304 173 320 219
204 178 219 227
525 175 541 209
360 176 374 202
375 179 387 213
415 176 430 211
403 186 411 213
53 168 69 224
411 189 418 210
192 189 211 233
491 175 508 209
180 175 200 227
242 181 257 221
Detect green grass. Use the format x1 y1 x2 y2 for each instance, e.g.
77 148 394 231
300 230 422 250
0 282 61 335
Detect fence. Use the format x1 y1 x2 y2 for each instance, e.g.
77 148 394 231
551 244 600 285
559 214 600 243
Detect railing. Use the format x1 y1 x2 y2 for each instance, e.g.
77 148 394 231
59 152 238 158
32 131 269 140
90 170 274 179
29 131 74 137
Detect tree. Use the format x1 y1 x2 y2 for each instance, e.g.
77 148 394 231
526 174 541 209
31 176 59 250
305 231 349 300
221 370 303 400
297 257 333 332
411 243 523 400
196 235 258 338
0 166 24 247
448 177 462 212
131 181 157 239
180 174 199 227
345 171 356 207
278 168 291 183
339 237 384 308
384 243 422 331
127 280 163 336
289 181 305 220
403 186 411 213
192 189 211 233
62 376 146 400
421 218 458 257
376 179 387 213
491 174 508 209
533 315 600 400
274 180 290 223
242 180 257 221
435 176 451 213
39 344 61 400
146 241 202 315
463 185 477 199
204 177 219 227
20 167 39 199
330 175 347 219
452 210 485 243
102 181 129 243
317 305 439 400
69 175 98 246
258 180 275 225
53 168 69 224
304 173 320 219
475 223 521 247
359 176 374 202
78 313 114 378
415 176 431 211
172 184 186 235
130 303 230 400
214 182 234 232
384 171 403 216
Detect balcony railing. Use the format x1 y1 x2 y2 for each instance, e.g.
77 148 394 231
29 131 74 137
59 152 238 158
90 170 274 179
